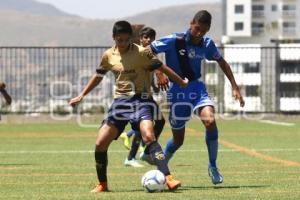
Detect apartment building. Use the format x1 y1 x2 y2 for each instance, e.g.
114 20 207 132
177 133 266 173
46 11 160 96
213 0 300 112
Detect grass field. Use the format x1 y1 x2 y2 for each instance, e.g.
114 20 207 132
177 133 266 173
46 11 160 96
0 116 300 200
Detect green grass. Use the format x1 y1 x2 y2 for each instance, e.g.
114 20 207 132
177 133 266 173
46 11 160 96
0 117 300 200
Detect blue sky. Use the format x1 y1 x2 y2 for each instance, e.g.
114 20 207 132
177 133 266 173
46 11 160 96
36 0 219 19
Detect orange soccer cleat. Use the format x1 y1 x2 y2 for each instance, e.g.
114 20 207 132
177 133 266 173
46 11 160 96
165 175 181 191
90 182 108 193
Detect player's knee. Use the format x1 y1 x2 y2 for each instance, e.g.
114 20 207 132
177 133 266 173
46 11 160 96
95 141 108 152
142 133 155 145
203 118 216 130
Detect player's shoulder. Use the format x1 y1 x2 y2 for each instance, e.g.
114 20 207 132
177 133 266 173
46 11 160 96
202 35 216 47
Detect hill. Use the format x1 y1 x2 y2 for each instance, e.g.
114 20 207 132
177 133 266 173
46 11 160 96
0 0 222 46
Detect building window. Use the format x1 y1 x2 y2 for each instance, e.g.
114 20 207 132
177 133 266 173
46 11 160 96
252 5 264 17
252 5 264 11
282 4 296 17
280 60 300 74
282 4 296 11
235 5 244 14
244 62 260 73
282 21 296 34
271 4 277 11
280 83 300 97
245 86 259 97
234 22 244 31
252 22 264 35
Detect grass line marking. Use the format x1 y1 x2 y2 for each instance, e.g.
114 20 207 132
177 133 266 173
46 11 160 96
259 120 295 126
219 139 300 167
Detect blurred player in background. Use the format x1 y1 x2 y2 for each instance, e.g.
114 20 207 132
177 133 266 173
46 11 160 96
120 27 166 168
0 82 12 121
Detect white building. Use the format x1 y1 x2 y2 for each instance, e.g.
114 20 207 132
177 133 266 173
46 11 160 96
215 0 300 112
224 0 300 45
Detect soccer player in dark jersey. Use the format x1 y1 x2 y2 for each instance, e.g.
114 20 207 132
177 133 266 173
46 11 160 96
69 21 188 192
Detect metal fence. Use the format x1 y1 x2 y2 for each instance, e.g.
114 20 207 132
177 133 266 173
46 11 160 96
0 46 300 114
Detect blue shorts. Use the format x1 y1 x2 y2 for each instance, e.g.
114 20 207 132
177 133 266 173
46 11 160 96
167 80 214 129
102 94 161 137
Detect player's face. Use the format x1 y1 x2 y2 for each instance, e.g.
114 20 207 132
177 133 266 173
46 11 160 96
140 35 155 47
114 33 132 53
190 21 210 41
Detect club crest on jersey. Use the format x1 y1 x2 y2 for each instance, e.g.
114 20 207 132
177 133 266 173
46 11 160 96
188 48 205 59
178 49 186 56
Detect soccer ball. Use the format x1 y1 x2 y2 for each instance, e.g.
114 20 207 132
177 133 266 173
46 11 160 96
141 170 165 192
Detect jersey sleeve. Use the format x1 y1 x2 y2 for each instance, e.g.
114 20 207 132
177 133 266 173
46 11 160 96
150 34 175 54
205 39 222 61
96 52 111 77
141 48 163 71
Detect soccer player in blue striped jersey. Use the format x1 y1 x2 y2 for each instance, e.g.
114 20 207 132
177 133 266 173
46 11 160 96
149 10 245 185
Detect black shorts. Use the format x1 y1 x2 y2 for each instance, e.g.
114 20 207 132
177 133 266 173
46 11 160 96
101 95 162 137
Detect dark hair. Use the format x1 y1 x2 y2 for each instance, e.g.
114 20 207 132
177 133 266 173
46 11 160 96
139 27 156 38
192 10 212 27
113 20 133 37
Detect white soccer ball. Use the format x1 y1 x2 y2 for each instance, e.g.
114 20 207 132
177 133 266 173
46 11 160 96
141 170 165 192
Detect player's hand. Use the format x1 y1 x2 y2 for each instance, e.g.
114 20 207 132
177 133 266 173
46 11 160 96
69 95 84 107
0 82 6 90
232 87 245 107
180 78 189 88
154 70 169 91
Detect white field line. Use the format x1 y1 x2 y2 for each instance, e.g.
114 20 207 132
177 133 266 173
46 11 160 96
259 120 295 126
0 148 299 154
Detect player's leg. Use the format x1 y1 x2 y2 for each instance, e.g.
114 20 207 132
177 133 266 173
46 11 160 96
120 129 136 150
164 127 185 162
124 132 144 167
197 105 223 184
139 104 165 164
91 122 119 193
164 102 192 162
140 120 181 190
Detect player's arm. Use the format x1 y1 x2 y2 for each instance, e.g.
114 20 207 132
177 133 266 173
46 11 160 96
69 74 103 107
0 82 12 105
154 69 169 91
217 58 245 107
69 53 110 107
155 63 188 88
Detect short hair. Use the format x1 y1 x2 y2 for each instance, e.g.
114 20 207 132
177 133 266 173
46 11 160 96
113 20 133 37
139 27 156 38
192 10 212 27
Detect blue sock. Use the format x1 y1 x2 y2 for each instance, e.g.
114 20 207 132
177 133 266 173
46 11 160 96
164 138 178 162
205 128 218 168
127 129 136 138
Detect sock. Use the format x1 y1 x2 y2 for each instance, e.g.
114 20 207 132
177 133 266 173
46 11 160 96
127 129 136 138
95 150 108 182
205 128 218 168
164 138 179 162
148 141 170 176
153 117 165 139
128 135 141 160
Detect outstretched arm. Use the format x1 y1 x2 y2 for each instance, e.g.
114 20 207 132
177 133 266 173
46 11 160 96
217 58 245 107
69 74 103 107
157 64 188 88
